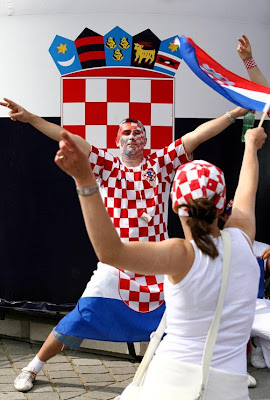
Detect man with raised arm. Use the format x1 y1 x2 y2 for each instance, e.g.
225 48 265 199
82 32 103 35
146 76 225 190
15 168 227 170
1 98 247 392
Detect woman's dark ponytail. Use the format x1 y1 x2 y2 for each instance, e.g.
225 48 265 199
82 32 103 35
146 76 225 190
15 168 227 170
180 198 219 259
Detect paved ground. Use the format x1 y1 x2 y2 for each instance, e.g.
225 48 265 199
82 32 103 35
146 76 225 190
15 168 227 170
0 337 269 400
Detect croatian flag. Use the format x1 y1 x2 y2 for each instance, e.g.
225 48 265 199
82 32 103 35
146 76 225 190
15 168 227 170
177 36 270 112
56 262 165 342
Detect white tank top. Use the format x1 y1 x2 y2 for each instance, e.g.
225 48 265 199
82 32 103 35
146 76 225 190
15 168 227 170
156 227 259 374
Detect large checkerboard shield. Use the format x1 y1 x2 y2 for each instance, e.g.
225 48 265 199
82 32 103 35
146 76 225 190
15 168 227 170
119 270 164 312
61 67 174 157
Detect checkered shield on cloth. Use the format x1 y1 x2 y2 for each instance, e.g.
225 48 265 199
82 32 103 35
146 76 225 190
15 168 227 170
61 67 175 157
119 270 164 312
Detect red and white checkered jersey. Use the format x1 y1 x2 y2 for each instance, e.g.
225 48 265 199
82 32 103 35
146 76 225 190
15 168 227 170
89 137 189 242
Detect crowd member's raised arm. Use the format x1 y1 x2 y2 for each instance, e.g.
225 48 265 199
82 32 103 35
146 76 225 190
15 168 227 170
237 34 269 87
225 127 267 241
182 107 247 155
0 98 91 156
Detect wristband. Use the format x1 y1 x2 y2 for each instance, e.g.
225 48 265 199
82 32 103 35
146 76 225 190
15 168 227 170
76 185 99 196
243 58 257 70
225 111 235 124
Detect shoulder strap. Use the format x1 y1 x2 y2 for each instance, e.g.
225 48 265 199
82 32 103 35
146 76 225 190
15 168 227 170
197 230 232 399
238 228 253 251
133 311 167 385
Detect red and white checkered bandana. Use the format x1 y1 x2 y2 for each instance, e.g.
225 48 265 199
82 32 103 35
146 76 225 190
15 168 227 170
170 160 226 216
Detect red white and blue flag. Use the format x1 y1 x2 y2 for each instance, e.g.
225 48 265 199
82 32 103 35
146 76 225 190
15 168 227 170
178 36 270 112
56 263 165 342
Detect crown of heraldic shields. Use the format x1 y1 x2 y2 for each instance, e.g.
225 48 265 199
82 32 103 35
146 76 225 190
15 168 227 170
49 26 182 75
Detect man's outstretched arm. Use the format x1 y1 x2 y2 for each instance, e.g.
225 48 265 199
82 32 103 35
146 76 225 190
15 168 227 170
181 107 247 155
0 98 91 156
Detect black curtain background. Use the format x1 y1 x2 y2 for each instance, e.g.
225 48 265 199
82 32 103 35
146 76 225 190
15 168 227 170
0 117 269 312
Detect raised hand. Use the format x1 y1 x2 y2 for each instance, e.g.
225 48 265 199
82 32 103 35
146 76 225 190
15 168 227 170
0 98 32 123
237 34 252 61
245 127 267 150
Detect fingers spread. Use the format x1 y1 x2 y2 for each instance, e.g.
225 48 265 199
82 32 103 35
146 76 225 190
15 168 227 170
3 99 16 110
241 34 249 44
3 98 15 106
237 38 245 46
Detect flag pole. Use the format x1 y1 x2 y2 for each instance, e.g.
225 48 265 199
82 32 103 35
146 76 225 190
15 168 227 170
258 101 270 128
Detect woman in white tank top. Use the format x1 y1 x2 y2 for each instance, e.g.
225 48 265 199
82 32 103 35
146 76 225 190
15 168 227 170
54 126 267 400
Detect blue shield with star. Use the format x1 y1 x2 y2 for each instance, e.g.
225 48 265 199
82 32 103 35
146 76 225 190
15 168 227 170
154 36 182 76
49 35 82 75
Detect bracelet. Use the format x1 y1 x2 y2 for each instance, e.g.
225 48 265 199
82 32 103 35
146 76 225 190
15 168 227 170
76 185 99 196
225 111 235 124
243 58 257 70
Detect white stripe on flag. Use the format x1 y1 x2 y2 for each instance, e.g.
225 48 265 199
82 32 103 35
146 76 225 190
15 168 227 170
263 101 270 113
221 84 270 105
81 262 121 300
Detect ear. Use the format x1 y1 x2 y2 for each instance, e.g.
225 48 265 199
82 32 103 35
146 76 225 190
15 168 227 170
143 136 147 146
115 136 120 148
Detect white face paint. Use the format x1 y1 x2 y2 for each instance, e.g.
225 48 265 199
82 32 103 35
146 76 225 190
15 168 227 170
116 122 147 159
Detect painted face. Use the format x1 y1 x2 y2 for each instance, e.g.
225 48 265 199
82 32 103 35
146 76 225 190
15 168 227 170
116 122 147 157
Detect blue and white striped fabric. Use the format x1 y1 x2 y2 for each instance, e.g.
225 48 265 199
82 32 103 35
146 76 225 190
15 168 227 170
56 262 165 342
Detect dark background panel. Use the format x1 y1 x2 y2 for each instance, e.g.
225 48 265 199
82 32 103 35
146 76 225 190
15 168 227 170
0 118 97 310
0 116 269 311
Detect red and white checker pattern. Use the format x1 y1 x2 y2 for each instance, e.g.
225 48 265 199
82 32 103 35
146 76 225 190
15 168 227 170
171 160 226 216
119 270 164 312
243 58 257 70
90 139 189 242
61 72 174 156
89 141 189 312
